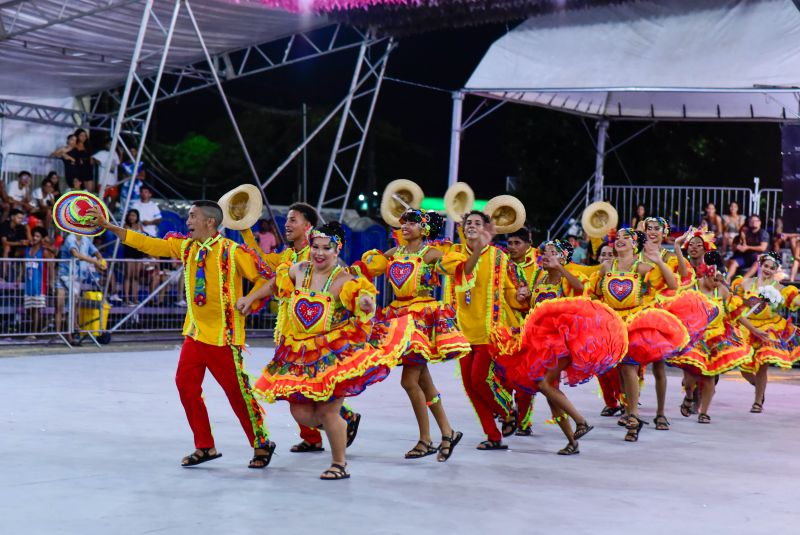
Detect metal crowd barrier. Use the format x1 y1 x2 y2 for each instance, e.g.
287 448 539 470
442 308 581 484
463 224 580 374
0 152 65 189
0 257 276 346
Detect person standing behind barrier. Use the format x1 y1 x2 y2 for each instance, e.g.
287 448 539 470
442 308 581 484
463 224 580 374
726 214 769 282
93 140 121 202
131 184 161 238
68 129 95 194
24 227 55 340
122 209 146 306
54 232 106 341
87 201 278 469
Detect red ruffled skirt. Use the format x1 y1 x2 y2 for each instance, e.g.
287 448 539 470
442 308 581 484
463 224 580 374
493 297 628 391
624 308 690 366
655 290 714 356
254 315 412 403
381 297 471 365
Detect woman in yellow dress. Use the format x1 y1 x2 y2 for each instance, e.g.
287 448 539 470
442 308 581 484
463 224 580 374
734 251 800 413
668 250 765 423
361 209 470 461
591 228 688 441
249 222 412 480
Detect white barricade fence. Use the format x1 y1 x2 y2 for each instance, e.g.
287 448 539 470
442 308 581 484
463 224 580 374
0 257 276 344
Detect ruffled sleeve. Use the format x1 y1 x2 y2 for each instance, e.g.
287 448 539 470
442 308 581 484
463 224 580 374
731 278 744 296
434 250 467 276
781 285 800 311
341 276 378 323
562 268 588 297
359 249 389 278
275 262 295 300
588 269 603 299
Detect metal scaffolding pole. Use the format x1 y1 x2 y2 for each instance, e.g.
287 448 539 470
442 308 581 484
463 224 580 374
445 91 463 239
593 119 609 202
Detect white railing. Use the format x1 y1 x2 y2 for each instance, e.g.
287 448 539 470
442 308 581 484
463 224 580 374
1 152 65 189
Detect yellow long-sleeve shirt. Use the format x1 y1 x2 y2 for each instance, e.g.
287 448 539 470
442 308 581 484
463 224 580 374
123 230 271 347
451 244 526 345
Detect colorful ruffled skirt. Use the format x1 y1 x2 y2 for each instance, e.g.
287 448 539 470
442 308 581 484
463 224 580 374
668 324 753 376
618 306 690 366
381 296 471 365
254 316 413 403
493 297 628 392
739 315 800 373
654 290 714 356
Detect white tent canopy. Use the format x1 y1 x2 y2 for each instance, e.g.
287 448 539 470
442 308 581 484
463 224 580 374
0 0 328 99
465 0 800 121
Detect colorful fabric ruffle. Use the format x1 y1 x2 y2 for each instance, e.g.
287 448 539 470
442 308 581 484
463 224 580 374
624 308 690 366
669 326 753 376
254 314 412 403
739 317 800 373
381 296 470 365
654 289 714 357
492 297 628 391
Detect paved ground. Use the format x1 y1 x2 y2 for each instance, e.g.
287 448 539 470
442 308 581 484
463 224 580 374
0 347 797 535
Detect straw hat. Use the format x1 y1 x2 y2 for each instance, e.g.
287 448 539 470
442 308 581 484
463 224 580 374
483 194 526 233
218 184 263 230
581 201 618 238
52 191 109 237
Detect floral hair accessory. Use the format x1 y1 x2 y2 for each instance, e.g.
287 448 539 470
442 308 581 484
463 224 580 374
309 229 343 251
683 226 716 251
758 251 781 267
538 239 573 264
644 216 670 236
400 209 432 236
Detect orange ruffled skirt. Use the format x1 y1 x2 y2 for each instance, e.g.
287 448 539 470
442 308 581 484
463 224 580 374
655 290 714 356
623 307 691 366
493 298 628 391
381 297 471 365
254 315 412 403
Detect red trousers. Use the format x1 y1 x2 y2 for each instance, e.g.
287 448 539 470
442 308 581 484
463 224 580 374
459 345 508 442
597 367 622 408
515 391 534 429
176 337 269 449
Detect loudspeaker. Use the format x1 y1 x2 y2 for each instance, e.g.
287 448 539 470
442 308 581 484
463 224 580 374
781 124 800 233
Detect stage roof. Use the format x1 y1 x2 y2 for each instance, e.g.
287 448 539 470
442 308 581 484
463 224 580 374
0 0 328 99
465 0 800 121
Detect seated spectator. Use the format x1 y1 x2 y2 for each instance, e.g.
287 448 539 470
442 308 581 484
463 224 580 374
54 232 107 339
726 214 769 282
24 227 56 339
255 218 278 254
699 202 723 246
32 178 56 211
45 171 63 198
722 201 746 255
65 177 84 193
131 184 161 237
7 171 35 213
1 208 31 259
122 209 146 305
631 204 647 231
118 147 146 207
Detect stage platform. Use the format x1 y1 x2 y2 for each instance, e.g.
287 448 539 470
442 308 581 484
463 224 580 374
1 347 796 535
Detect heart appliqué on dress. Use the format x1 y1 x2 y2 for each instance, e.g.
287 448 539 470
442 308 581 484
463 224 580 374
295 298 324 330
535 291 558 303
707 305 720 323
608 279 634 302
389 262 415 289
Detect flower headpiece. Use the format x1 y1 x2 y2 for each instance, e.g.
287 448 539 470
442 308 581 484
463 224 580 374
683 226 716 251
643 216 670 236
309 229 343 251
538 239 573 265
616 228 644 253
400 209 432 237
758 251 781 267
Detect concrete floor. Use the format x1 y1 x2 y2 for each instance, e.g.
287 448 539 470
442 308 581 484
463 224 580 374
0 347 797 535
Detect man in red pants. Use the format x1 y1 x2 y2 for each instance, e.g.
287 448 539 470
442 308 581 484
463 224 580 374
90 201 276 469
451 212 527 450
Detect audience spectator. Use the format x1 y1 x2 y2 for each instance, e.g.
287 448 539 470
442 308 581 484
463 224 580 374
118 147 146 206
7 171 35 213
32 178 56 211
2 208 31 259
122 209 146 306
631 204 647 231
45 171 63 198
131 184 161 237
0 180 10 221
726 214 769 282
24 227 55 339
700 202 723 245
54 233 106 339
93 139 121 201
722 201 746 255
52 133 77 161
65 176 85 193
255 218 278 254
66 129 94 193
566 234 588 265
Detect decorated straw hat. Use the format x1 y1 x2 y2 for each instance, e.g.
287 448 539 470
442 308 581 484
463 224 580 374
52 191 109 237
483 194 526 234
218 184 263 231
